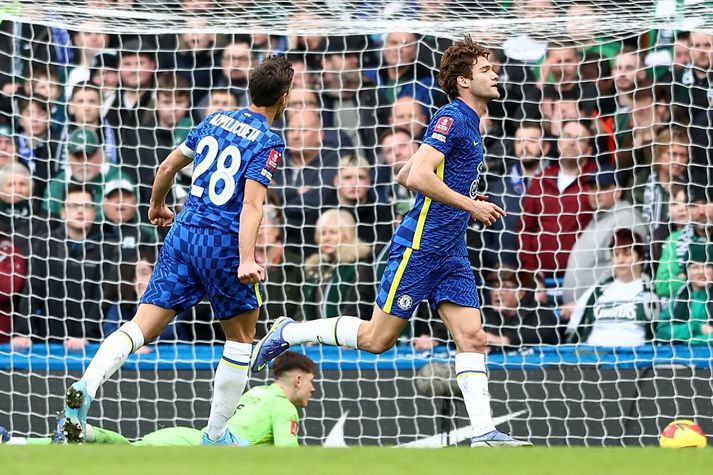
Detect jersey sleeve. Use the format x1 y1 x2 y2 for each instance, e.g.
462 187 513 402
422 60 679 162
246 138 285 188
270 399 300 447
422 110 463 156
179 113 218 158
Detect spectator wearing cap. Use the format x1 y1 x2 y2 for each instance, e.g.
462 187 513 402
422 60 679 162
479 121 550 272
17 184 119 350
105 38 156 129
519 119 598 282
655 184 713 300
88 50 120 118
44 128 134 219
15 96 64 199
561 166 646 306
0 124 17 166
566 229 657 346
67 82 119 164
656 241 713 345
482 268 560 351
319 35 381 156
630 127 689 235
670 31 713 123
122 73 193 215
101 178 159 262
195 38 253 117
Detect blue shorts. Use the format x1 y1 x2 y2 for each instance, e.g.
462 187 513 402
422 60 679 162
141 224 263 319
375 243 480 319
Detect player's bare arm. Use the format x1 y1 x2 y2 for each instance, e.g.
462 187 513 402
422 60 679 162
238 178 268 284
148 147 193 227
404 143 506 226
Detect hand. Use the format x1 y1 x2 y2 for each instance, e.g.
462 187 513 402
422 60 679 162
238 260 266 284
64 338 87 351
136 345 153 355
10 336 32 350
486 332 511 346
469 200 506 226
148 204 174 227
558 302 575 321
413 334 438 351
701 324 713 335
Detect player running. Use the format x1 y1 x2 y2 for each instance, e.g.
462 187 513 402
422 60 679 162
6 352 314 447
61 56 294 446
252 36 530 447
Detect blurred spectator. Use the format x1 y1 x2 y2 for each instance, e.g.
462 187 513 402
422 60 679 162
15 96 63 198
256 205 302 335
650 183 689 264
67 82 119 163
538 43 583 118
44 128 133 219
658 31 690 85
301 209 371 320
106 38 156 129
19 184 118 350
173 19 219 107
22 62 65 132
579 52 616 117
103 247 185 343
656 241 713 345
195 38 253 115
0 223 27 344
101 178 158 262
613 46 649 114
204 88 238 117
655 184 712 299
630 127 689 234
65 23 111 97
369 32 447 109
545 89 582 137
283 52 312 90
88 50 120 118
283 87 352 152
519 119 597 281
482 267 560 350
320 35 381 155
0 124 17 166
566 229 657 346
481 121 549 270
0 162 33 228
323 154 392 248
670 31 712 122
389 95 428 141
562 166 646 305
373 127 418 203
273 108 341 256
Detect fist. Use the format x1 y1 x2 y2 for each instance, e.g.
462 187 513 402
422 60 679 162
148 205 174 227
238 261 266 284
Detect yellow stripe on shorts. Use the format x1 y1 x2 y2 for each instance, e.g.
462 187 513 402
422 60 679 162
382 247 413 314
254 283 263 306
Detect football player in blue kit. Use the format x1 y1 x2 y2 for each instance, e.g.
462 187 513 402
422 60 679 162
252 37 531 447
61 56 294 445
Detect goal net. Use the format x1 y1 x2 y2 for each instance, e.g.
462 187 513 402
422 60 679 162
1 0 713 446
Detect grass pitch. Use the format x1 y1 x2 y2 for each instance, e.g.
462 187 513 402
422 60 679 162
3 446 712 475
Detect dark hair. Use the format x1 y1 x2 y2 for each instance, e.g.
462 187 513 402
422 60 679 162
676 31 691 42
249 56 294 107
157 73 190 100
65 182 94 200
210 88 237 100
71 82 102 100
379 126 413 145
18 95 50 115
438 35 491 100
272 351 317 378
560 118 596 152
516 120 544 134
610 228 644 258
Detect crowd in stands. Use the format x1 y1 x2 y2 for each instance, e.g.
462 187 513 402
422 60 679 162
0 0 712 352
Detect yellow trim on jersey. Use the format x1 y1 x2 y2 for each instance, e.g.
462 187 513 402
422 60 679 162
411 159 446 250
382 247 414 314
254 283 263 306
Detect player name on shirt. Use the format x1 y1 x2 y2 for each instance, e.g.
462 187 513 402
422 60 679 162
209 113 262 141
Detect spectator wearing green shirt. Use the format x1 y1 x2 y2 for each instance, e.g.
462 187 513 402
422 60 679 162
43 128 133 219
4 352 317 447
656 242 713 345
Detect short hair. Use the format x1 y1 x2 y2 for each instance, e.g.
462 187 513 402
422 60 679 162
438 35 491 101
248 55 294 107
70 82 102 100
379 126 412 144
0 162 32 195
18 96 49 115
339 154 370 170
516 120 545 134
676 31 691 42
156 73 190 100
610 228 644 258
272 351 317 378
24 61 59 81
560 118 596 151
65 182 94 200
669 182 687 201
210 88 236 99
655 127 689 158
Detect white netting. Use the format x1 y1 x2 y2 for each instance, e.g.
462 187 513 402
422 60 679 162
1 0 713 446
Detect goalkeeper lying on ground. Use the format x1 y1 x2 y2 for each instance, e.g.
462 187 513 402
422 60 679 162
1 352 316 447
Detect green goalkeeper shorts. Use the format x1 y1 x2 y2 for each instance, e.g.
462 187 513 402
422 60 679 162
134 427 203 446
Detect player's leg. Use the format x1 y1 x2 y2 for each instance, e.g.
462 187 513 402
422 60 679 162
251 243 422 371
202 308 259 443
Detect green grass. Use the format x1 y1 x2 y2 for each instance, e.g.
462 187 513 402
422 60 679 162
3 446 713 475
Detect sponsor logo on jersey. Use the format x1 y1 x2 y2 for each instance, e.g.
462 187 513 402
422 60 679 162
434 116 453 134
397 294 413 310
290 419 299 436
266 149 281 173
431 132 446 142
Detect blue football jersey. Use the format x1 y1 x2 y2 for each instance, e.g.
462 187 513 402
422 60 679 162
392 99 484 256
176 108 285 234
